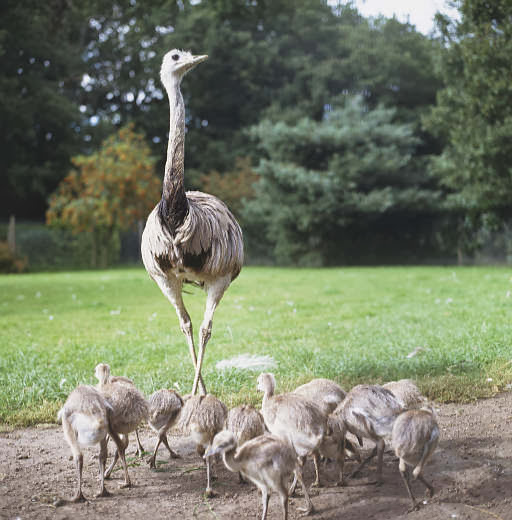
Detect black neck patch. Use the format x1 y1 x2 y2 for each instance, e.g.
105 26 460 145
158 188 189 234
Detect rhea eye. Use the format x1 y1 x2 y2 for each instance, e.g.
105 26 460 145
172 54 180 61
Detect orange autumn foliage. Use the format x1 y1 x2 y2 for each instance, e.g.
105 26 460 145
47 123 161 235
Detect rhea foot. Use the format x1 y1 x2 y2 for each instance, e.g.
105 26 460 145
70 491 86 503
204 488 217 499
297 504 314 516
407 501 420 513
95 488 112 498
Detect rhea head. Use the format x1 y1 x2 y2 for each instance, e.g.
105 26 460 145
94 362 110 386
160 49 208 86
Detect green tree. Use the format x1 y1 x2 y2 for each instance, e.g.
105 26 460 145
80 1 442 181
199 157 259 224
2 0 443 230
425 0 512 220
46 124 161 267
0 0 89 219
244 97 444 265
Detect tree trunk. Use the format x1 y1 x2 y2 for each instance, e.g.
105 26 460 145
99 227 115 269
7 215 15 254
91 232 97 268
137 220 144 261
457 246 463 266
100 244 108 269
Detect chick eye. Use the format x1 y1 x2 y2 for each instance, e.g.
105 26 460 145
172 54 180 61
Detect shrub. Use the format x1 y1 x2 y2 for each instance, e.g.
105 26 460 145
0 242 28 273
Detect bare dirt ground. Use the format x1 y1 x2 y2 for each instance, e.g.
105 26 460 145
1 392 511 520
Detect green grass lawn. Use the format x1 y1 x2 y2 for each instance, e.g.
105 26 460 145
1 266 512 426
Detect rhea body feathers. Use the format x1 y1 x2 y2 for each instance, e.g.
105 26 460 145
257 372 326 514
146 388 184 468
143 192 243 284
258 373 326 459
176 393 228 497
392 408 439 511
58 385 111 448
94 363 148 487
338 384 403 484
205 431 296 520
383 379 426 409
58 385 124 502
141 49 243 396
226 405 266 445
293 378 347 416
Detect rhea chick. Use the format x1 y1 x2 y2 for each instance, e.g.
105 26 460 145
226 404 266 483
315 411 362 487
147 388 184 468
293 378 346 416
94 363 145 455
257 372 326 514
95 363 148 487
206 431 296 520
293 377 360 479
383 379 427 409
176 393 227 497
392 408 439 512
58 385 124 502
338 384 403 484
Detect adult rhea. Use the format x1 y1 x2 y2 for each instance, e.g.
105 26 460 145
142 50 243 395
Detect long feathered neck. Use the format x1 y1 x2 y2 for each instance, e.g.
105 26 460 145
222 447 242 474
96 365 110 388
261 379 275 410
159 79 189 232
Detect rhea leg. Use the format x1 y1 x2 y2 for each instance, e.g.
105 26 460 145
148 433 163 469
278 479 289 520
191 277 230 396
375 438 385 484
204 453 215 498
260 487 270 520
413 437 437 498
289 472 298 495
134 428 145 456
417 473 435 497
72 453 85 502
162 433 180 458
154 275 206 394
295 458 314 515
104 434 125 479
350 445 377 478
61 417 86 502
288 455 305 495
110 432 131 488
399 461 418 511
335 436 346 487
96 438 111 497
297 466 315 515
311 451 321 488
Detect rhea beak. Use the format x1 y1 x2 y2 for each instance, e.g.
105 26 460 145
193 54 208 64
179 54 208 74
203 446 218 459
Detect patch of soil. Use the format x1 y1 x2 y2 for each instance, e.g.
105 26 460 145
1 392 512 520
